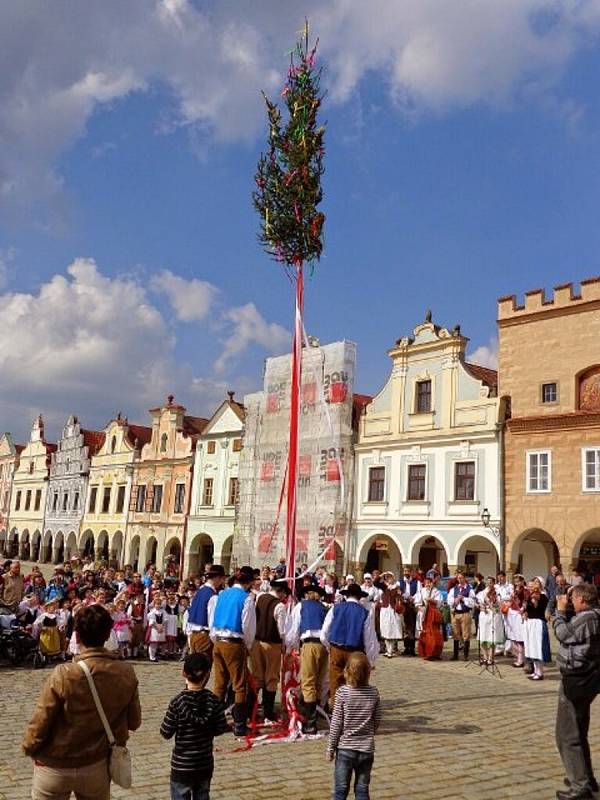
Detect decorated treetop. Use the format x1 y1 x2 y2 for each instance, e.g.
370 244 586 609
253 21 326 273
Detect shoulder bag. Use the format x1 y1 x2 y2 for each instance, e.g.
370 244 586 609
77 660 132 789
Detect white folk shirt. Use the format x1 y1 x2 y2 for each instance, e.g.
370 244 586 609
187 580 219 633
286 600 326 651
495 582 514 603
450 583 476 612
414 586 442 609
209 583 256 651
320 597 379 667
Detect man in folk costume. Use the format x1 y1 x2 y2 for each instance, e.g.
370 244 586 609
287 584 329 734
210 566 256 737
450 571 476 661
187 565 225 664
378 572 404 658
321 583 379 702
250 579 290 723
414 575 444 659
398 567 420 656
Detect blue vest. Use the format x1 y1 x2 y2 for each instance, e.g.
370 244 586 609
329 602 368 650
398 578 418 597
213 586 247 634
300 599 327 634
187 584 215 627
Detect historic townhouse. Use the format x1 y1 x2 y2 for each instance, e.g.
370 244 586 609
127 396 207 573
187 392 244 575
351 315 504 577
499 277 600 577
10 416 56 562
81 415 151 567
0 434 23 557
44 416 105 564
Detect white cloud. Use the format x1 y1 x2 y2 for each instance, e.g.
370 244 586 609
468 337 498 370
214 302 290 373
1 1 600 225
0 258 284 439
151 269 218 322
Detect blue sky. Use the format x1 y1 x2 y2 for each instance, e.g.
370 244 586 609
1 1 600 441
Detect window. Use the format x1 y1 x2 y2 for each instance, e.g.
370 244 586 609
583 448 600 491
89 486 98 513
527 451 551 493
174 483 186 513
152 484 163 513
111 436 117 454
25 490 31 511
135 485 146 512
62 493 68 511
207 441 216 455
102 487 111 513
3 491 8 511
29 461 34 474
203 478 214 506
228 477 239 505
233 438 242 452
160 433 168 453
408 464 427 501
542 382 558 404
368 466 385 502
34 490 42 511
52 492 59 512
454 461 475 501
416 380 432 413
15 490 21 511
116 485 126 513
73 491 80 510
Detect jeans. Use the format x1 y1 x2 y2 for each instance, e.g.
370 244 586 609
556 682 597 794
170 777 211 800
333 749 374 800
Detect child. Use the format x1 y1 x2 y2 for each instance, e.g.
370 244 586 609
127 593 146 658
326 652 381 800
160 653 229 799
164 592 179 657
113 598 132 658
147 596 166 662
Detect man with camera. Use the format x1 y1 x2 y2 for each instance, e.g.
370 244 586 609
554 583 600 800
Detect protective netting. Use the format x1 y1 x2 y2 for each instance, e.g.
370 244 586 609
234 339 356 571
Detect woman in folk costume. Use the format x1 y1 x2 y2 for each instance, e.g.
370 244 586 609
33 600 63 659
378 572 404 658
414 576 444 660
522 576 550 680
146 595 167 662
506 574 529 668
476 576 505 665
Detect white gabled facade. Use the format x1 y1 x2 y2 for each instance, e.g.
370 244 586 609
351 316 505 577
186 394 244 575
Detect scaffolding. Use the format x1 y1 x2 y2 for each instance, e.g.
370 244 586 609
234 339 356 572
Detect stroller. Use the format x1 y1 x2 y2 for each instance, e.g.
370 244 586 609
0 618 38 666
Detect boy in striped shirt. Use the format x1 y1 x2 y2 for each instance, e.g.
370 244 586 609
326 652 381 800
160 653 229 800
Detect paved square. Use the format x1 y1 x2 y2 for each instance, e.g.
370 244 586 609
0 646 591 800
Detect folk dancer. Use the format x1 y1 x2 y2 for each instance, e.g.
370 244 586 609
415 575 444 660
494 570 514 656
287 584 329 734
378 573 404 658
210 565 256 737
476 576 505 665
506 574 529 668
250 580 289 723
321 583 379 703
450 572 476 661
398 568 420 656
187 565 225 664
523 577 549 680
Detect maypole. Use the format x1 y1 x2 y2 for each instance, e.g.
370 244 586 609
253 21 326 583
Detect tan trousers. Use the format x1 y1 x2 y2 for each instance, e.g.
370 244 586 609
300 641 328 704
329 645 357 703
250 640 282 692
31 759 110 800
213 640 248 704
452 612 472 642
189 630 214 664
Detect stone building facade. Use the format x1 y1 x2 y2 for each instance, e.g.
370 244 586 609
499 277 600 577
81 415 151 568
127 396 207 573
0 434 23 558
352 316 504 577
44 416 105 564
10 417 56 562
187 393 244 576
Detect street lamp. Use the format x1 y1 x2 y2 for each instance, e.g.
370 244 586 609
481 506 504 571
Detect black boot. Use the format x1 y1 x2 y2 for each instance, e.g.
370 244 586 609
452 640 460 661
464 641 470 661
233 703 250 737
303 701 318 735
262 690 277 722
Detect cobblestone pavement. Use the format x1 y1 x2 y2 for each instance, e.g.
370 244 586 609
1 640 591 800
